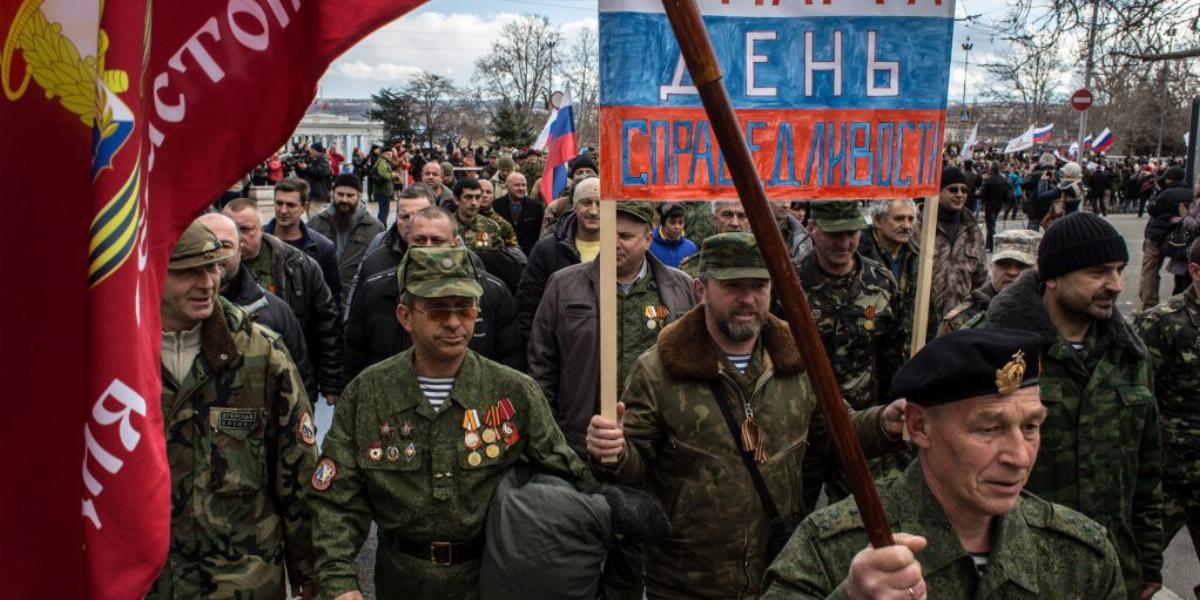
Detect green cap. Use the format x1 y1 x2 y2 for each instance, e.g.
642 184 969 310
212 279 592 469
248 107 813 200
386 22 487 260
398 247 483 299
810 201 866 232
617 201 654 225
699 232 769 280
169 221 233 270
992 229 1041 266
497 156 516 170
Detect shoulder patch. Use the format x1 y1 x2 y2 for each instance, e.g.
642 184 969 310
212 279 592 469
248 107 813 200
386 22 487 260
805 499 868 540
1022 494 1110 552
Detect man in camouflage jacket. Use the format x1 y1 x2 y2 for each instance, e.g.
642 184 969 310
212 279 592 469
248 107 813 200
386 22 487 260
762 330 1123 600
981 212 1163 599
150 221 317 599
940 228 1040 334
918 167 988 318
452 179 507 253
585 233 906 600
1135 242 1200 596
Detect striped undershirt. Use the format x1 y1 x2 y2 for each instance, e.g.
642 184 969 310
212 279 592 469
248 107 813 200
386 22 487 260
416 376 455 411
726 354 752 373
968 551 989 576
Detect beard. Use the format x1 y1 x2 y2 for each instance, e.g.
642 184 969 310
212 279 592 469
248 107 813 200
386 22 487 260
717 312 765 342
1063 288 1118 321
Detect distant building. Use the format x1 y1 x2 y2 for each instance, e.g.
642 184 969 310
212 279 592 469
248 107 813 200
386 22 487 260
288 113 384 157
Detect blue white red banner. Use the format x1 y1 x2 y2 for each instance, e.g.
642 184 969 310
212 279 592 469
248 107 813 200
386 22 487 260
599 0 956 200
532 87 579 203
1092 128 1114 153
1032 124 1053 143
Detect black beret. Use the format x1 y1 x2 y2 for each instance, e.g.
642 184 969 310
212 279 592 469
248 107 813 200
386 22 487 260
891 329 1042 406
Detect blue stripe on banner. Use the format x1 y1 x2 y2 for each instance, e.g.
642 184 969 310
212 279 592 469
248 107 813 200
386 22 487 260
600 12 953 110
550 105 577 138
552 165 569 199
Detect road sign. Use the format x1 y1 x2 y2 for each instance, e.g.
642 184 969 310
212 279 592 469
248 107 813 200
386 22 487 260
959 109 971 123
1071 88 1093 111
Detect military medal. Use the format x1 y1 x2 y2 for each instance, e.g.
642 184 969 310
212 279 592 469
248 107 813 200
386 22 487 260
497 398 521 446
404 442 416 461
311 457 337 491
463 409 483 449
368 441 383 461
864 305 876 331
467 451 483 467
482 405 503 444
485 444 501 459
399 421 414 438
298 412 317 445
386 446 401 462
380 422 393 438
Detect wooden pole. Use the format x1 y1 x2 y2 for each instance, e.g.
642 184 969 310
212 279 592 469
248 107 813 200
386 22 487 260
660 0 895 549
598 199 619 464
909 196 941 354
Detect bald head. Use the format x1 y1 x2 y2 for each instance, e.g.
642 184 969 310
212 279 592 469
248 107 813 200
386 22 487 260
195 212 240 287
505 172 527 198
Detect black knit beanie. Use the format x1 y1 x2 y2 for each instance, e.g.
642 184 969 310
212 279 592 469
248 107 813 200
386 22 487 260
1037 212 1128 279
941 167 967 189
332 172 362 192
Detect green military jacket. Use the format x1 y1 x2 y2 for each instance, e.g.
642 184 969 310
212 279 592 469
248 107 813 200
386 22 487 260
1135 285 1200 445
940 282 997 335
150 298 317 599
982 270 1164 597
593 307 900 600
798 252 906 409
309 349 591 599
858 225 938 349
478 207 519 249
760 462 1125 599
457 214 506 252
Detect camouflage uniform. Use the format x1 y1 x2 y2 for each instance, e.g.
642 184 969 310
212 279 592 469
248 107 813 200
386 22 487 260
919 206 987 318
1135 285 1200 571
682 201 717 247
150 223 317 599
478 206 519 249
983 270 1164 598
856 223 937 351
941 229 1040 335
940 281 997 334
592 233 902 599
760 463 1125 600
308 247 591 599
456 213 506 252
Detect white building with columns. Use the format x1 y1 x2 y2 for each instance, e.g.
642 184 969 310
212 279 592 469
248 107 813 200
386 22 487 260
288 113 385 162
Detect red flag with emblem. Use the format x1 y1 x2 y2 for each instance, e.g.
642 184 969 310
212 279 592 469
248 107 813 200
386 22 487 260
0 0 428 596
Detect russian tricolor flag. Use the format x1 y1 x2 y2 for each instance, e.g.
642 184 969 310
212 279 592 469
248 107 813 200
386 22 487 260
1083 134 1093 150
1092 128 1115 153
532 87 578 204
1032 124 1054 143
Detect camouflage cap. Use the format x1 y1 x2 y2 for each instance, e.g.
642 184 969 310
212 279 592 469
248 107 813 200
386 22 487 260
169 221 233 270
810 201 866 232
398 246 483 299
497 156 516 170
440 161 454 177
699 232 769 280
992 229 1042 266
616 201 654 225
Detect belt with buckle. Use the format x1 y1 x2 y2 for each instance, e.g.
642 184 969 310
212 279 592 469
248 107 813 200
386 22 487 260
382 531 486 566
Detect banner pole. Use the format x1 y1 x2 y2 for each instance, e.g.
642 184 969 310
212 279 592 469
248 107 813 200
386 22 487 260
599 199 619 464
910 196 940 354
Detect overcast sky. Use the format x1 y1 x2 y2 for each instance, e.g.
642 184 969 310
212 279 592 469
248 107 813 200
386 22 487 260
318 0 1080 104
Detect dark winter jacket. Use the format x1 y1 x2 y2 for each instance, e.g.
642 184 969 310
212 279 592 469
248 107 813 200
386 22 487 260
264 219 342 307
258 233 343 395
297 153 332 202
516 212 582 351
1145 182 1193 244
342 260 521 386
494 193 546 256
979 172 1011 213
221 264 315 399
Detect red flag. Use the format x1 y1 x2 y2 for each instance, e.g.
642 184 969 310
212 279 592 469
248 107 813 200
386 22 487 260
0 0 427 597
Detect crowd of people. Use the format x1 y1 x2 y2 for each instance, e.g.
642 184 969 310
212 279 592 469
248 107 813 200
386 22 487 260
154 140 1199 600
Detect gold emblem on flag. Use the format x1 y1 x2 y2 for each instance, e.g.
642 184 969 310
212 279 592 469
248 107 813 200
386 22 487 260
995 350 1026 395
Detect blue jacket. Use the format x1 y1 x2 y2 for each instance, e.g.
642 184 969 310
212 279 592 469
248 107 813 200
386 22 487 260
649 227 698 269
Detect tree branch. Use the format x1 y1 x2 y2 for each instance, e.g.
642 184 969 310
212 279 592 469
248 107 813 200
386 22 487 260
1113 47 1200 61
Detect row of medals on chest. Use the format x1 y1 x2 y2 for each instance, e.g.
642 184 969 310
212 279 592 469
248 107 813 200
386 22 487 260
368 398 521 467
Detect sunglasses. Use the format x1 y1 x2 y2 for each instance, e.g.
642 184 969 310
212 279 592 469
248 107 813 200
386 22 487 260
945 185 968 194
411 305 480 322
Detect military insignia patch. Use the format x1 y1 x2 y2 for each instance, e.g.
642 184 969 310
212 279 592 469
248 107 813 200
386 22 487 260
298 412 317 445
995 350 1026 395
312 458 337 491
217 410 257 430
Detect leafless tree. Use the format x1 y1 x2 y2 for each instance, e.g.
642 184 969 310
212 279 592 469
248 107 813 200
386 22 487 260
404 71 458 149
472 15 563 121
980 32 1065 126
562 27 600 145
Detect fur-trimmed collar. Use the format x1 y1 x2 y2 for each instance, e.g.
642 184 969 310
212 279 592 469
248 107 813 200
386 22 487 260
986 270 1146 358
656 304 804 381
